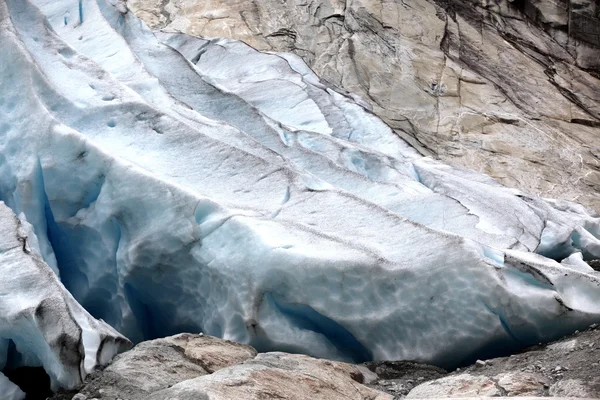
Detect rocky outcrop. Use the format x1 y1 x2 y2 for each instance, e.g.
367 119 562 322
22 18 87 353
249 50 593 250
51 334 257 400
53 327 600 399
359 361 448 398
404 324 600 398
148 352 392 400
127 0 600 211
52 334 392 400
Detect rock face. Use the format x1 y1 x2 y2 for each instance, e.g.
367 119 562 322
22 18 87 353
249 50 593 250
127 0 600 211
405 324 600 398
53 334 392 400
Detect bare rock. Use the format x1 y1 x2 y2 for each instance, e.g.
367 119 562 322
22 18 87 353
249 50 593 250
406 374 503 398
53 328 600 399
52 334 256 400
406 325 600 398
360 361 447 398
161 333 258 373
550 379 597 397
53 335 391 400
496 372 548 396
147 352 392 400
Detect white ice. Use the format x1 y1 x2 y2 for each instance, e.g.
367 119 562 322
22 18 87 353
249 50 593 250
0 201 130 391
0 0 600 392
0 372 24 400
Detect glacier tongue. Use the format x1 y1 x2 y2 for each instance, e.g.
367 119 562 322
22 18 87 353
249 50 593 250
1 0 600 391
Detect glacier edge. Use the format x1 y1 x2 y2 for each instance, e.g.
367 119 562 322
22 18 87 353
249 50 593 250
0 0 599 392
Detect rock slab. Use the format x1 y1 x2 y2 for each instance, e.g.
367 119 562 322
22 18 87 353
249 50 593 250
52 334 392 400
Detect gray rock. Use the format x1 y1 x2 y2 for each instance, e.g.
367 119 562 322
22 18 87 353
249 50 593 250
360 361 447 398
53 335 391 400
127 0 600 211
52 334 256 400
406 326 600 398
147 352 392 400
54 328 600 399
406 373 504 397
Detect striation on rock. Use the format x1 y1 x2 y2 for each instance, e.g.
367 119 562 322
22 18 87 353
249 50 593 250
360 361 448 398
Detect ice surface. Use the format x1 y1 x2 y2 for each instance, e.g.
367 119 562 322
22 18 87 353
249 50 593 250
0 372 24 400
1 0 600 392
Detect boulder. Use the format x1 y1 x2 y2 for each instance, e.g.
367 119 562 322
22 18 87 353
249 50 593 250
53 335 391 400
54 334 256 400
147 352 392 400
406 324 600 398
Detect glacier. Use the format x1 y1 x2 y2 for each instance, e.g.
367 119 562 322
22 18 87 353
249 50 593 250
0 372 24 400
0 202 130 391
1 0 600 392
